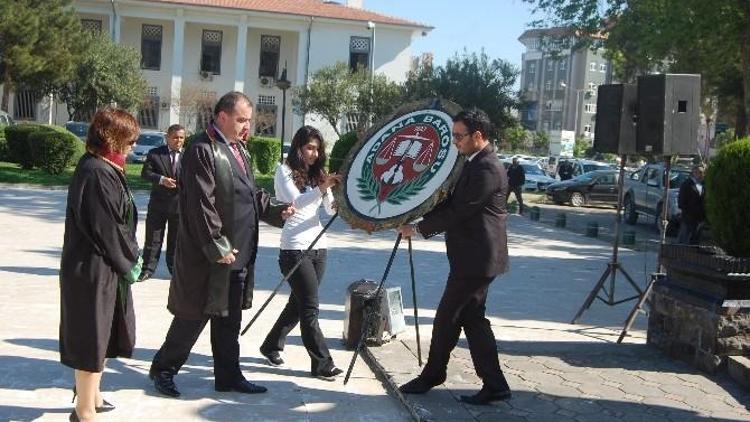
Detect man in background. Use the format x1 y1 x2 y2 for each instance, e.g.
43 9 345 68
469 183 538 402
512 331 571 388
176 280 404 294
506 157 526 214
677 164 706 244
138 124 185 281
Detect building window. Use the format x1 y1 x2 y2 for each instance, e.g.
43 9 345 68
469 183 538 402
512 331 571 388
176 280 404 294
201 30 223 74
139 87 159 129
141 24 162 70
259 35 281 78
584 103 597 113
13 89 39 120
589 62 597 71
255 104 278 136
559 60 567 71
81 19 102 34
588 82 597 96
546 61 554 73
545 80 552 91
349 36 370 71
600 63 607 73
583 124 592 134
529 62 536 73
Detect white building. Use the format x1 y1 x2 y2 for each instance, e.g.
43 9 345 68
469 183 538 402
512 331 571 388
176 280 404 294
2 0 430 142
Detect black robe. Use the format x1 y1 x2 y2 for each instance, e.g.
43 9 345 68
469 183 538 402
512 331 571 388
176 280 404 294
59 153 140 372
167 128 269 320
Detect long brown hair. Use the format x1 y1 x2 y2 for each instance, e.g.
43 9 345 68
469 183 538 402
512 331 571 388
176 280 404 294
86 107 139 154
286 126 327 191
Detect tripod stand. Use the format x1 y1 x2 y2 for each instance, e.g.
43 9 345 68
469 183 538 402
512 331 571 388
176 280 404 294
617 156 673 342
571 155 643 324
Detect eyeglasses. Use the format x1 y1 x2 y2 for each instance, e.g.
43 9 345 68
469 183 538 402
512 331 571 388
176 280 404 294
452 132 472 141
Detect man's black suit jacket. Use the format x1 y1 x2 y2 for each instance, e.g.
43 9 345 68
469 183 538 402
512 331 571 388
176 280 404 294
417 145 509 278
678 177 706 225
142 145 180 214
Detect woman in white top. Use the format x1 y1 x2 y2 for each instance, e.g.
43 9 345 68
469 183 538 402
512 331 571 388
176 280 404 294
259 126 343 380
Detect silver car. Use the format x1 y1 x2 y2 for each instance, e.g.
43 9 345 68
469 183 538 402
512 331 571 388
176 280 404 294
128 131 166 163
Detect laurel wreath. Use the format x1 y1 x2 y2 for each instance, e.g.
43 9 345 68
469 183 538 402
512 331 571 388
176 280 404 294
357 162 432 210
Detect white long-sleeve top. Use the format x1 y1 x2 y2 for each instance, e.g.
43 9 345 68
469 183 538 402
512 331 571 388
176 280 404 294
275 163 335 250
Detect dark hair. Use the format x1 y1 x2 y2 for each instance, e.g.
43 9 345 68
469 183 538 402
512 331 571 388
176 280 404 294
213 91 253 117
286 125 328 190
166 124 185 135
453 108 493 140
86 107 139 154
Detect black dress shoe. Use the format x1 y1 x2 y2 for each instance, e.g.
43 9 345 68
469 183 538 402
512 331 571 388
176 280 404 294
215 379 267 394
313 366 343 381
152 370 181 398
459 387 512 405
69 410 79 422
137 271 153 282
260 348 284 366
398 377 439 394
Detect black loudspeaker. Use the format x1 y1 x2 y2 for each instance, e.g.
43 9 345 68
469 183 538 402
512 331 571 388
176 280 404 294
594 84 637 154
636 74 701 155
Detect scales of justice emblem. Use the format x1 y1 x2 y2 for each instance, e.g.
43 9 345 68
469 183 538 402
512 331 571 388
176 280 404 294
335 100 463 232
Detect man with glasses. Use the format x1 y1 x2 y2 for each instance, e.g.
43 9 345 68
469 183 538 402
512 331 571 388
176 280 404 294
397 108 512 405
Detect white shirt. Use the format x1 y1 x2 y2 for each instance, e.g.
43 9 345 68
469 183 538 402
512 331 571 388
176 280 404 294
275 163 335 250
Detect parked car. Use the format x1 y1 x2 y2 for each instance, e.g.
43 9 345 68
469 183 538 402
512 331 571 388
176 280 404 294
64 121 89 141
568 159 615 177
622 163 691 233
546 169 619 207
502 160 557 191
128 130 166 163
0 110 14 126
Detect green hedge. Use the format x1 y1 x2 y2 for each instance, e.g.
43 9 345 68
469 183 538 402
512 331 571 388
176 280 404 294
248 136 281 175
29 127 84 175
0 125 8 162
705 137 750 257
5 124 44 169
328 131 358 173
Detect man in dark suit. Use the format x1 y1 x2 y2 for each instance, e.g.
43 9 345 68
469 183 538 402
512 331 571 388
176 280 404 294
507 157 526 214
397 108 512 405
149 92 271 397
677 164 706 244
138 124 186 282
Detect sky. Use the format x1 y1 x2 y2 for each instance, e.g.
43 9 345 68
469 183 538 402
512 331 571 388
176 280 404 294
365 0 539 69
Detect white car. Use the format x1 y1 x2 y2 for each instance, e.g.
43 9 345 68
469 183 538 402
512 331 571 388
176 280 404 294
128 131 166 163
502 160 557 191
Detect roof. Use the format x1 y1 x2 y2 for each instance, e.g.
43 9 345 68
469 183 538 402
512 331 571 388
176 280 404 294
141 0 432 29
518 27 574 41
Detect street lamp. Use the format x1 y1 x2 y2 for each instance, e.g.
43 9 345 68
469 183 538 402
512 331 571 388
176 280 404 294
367 21 376 124
275 61 291 163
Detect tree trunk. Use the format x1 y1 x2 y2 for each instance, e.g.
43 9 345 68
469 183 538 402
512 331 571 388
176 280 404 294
739 3 750 137
1 70 12 113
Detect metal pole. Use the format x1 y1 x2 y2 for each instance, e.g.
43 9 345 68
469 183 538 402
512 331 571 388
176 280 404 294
280 88 286 163
407 237 423 366
573 90 581 137
240 213 338 336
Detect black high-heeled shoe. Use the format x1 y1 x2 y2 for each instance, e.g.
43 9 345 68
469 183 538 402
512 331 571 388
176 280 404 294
69 410 79 422
72 386 116 413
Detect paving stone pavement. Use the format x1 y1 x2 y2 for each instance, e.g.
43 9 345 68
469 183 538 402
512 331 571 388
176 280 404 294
1 185 748 421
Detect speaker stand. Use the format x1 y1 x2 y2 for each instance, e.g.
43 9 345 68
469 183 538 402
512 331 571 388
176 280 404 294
617 156 674 342
571 155 643 324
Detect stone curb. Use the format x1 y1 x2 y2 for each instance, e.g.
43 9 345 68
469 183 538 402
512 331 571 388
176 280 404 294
363 344 428 422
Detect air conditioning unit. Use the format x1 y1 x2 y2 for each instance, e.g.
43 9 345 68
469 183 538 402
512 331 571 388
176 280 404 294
199 70 213 81
259 76 275 88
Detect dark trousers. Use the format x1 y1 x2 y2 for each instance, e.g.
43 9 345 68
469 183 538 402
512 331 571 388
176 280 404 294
261 249 333 374
420 275 509 392
509 185 524 212
151 275 245 387
141 207 179 274
677 219 703 245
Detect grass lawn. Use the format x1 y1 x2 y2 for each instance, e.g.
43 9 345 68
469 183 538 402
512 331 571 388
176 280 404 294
0 161 275 194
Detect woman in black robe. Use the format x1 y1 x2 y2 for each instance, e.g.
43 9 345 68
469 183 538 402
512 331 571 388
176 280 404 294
59 108 142 421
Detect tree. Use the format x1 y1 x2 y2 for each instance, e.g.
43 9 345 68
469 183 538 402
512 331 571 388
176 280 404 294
404 49 519 140
502 124 530 152
293 62 404 137
58 33 146 121
574 135 592 158
523 0 750 136
0 0 83 110
293 63 356 137
174 84 214 132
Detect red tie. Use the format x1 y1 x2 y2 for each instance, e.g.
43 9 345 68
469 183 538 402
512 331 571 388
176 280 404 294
230 142 247 174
